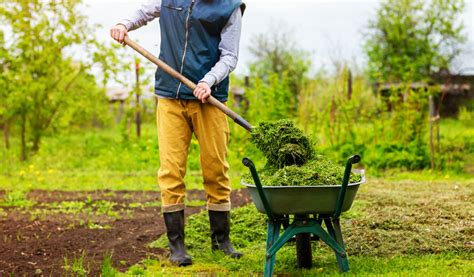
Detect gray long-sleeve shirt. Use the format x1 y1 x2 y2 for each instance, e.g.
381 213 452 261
118 0 242 87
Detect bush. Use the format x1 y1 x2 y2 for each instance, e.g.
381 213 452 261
364 141 430 170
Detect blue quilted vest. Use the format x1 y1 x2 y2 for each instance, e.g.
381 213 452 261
156 0 244 102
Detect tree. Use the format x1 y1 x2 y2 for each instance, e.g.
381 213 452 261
364 0 466 83
0 0 121 160
248 23 311 111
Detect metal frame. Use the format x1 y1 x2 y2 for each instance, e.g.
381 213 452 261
242 155 361 276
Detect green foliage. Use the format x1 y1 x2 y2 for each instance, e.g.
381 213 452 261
250 120 314 168
364 141 430 170
364 0 466 83
295 68 440 171
457 105 473 125
248 23 311 111
0 0 122 159
436 118 474 173
242 73 295 121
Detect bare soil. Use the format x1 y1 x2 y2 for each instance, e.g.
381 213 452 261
0 189 251 276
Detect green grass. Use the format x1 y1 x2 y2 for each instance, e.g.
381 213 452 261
0 122 261 191
123 253 473 276
140 179 473 275
101 254 119 277
1 120 472 193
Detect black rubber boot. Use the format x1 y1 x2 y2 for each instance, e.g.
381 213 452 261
163 210 193 266
208 210 243 258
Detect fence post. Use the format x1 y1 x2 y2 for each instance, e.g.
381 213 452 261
347 69 352 100
429 95 435 169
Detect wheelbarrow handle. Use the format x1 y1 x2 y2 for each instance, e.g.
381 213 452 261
333 154 361 218
242 158 275 221
122 36 253 132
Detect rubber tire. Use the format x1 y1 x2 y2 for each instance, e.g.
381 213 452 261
296 233 312 268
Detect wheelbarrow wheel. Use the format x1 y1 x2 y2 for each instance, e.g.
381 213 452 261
296 233 312 268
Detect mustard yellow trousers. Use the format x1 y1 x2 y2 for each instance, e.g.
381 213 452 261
156 99 232 213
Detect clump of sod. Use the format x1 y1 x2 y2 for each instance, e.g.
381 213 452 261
248 120 361 186
250 120 314 168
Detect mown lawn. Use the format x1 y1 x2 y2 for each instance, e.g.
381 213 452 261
125 179 473 276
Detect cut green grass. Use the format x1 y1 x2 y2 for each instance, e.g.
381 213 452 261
126 252 473 276
143 179 473 275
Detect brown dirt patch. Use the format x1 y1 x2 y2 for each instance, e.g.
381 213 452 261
0 189 251 276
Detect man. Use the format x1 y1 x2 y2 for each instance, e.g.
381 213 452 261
111 0 245 267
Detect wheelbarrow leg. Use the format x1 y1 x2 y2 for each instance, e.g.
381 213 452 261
265 221 281 277
324 218 349 272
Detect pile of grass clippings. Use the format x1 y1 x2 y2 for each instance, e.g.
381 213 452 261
243 155 362 186
248 120 361 186
250 120 314 168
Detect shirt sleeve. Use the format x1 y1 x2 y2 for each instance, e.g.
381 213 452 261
117 0 162 31
200 6 243 87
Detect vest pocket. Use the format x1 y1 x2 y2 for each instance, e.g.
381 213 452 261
162 5 183 11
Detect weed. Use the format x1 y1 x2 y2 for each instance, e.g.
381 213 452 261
0 190 35 208
93 200 120 218
101 253 118 277
128 202 144 209
87 222 111 229
63 252 89 276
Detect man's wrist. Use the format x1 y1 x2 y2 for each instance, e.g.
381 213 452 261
200 74 217 88
116 21 131 31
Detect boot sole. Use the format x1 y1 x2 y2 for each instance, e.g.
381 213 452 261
171 258 193 267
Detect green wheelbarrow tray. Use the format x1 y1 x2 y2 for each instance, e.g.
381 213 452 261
241 169 365 216
242 155 363 276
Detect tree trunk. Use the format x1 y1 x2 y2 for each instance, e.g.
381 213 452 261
3 119 10 150
31 131 41 154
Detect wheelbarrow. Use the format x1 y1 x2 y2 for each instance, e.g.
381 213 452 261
242 155 365 276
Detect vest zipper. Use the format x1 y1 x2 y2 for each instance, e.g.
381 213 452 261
176 0 195 99
163 5 183 11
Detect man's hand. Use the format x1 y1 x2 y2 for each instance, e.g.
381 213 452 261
110 24 128 44
193 82 211 103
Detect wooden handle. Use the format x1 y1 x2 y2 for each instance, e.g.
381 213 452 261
123 36 253 132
